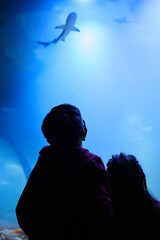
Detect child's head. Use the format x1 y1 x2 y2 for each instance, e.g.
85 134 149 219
41 104 87 146
106 153 147 195
106 153 147 214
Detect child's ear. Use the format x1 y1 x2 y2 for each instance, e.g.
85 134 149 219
82 120 87 141
83 120 87 136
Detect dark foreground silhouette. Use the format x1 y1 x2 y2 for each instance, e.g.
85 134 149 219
106 153 160 240
16 104 113 240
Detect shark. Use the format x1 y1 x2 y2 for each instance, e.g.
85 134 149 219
114 15 131 24
37 12 80 47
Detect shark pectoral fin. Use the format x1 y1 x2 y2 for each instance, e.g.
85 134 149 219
37 41 52 47
72 26 80 32
55 24 66 29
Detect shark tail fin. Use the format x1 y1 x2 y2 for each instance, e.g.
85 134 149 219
37 41 52 47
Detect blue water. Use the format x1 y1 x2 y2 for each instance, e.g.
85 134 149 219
0 0 160 226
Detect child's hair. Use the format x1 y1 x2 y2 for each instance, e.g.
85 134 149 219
106 153 160 239
41 104 86 146
106 153 147 197
106 153 160 218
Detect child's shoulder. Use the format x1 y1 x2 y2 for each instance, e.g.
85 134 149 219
75 146 105 170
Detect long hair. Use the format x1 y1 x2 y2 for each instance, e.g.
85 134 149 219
106 153 160 239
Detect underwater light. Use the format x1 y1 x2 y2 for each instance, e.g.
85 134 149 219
77 28 97 55
81 31 96 50
76 24 105 59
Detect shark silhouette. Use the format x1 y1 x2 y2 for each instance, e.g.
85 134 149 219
114 15 131 24
37 12 80 47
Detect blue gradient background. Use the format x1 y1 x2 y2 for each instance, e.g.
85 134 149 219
0 0 160 226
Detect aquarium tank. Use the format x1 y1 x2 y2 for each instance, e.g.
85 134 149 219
0 0 160 237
